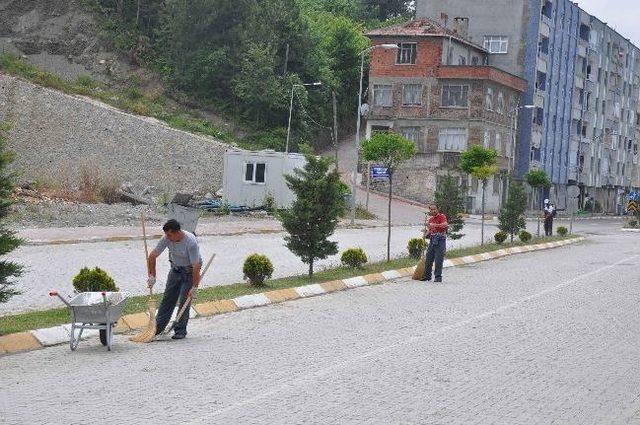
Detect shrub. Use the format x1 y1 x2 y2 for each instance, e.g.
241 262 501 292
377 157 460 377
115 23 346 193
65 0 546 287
243 254 274 286
264 193 276 213
341 248 368 269
629 220 638 228
73 267 118 292
407 238 426 259
494 231 508 244
519 230 532 243
557 226 568 236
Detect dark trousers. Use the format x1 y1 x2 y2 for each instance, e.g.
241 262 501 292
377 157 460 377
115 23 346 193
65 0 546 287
544 217 553 236
156 266 193 336
424 234 446 280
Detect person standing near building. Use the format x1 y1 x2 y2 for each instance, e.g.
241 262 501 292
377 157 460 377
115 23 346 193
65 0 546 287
543 199 555 236
422 204 448 282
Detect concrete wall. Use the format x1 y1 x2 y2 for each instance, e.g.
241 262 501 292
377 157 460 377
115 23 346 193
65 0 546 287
0 73 229 195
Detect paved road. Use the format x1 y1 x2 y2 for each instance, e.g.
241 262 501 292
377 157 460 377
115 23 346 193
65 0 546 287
1 219 622 314
2 222 639 424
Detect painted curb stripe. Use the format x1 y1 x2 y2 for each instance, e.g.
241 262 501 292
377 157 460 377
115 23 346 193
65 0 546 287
343 276 368 288
295 284 325 297
30 325 70 347
264 288 301 303
442 259 454 268
381 270 402 279
0 332 42 354
233 293 271 309
320 280 347 293
121 312 150 330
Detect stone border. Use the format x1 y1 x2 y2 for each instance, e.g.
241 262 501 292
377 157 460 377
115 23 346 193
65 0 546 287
0 237 584 356
621 228 640 232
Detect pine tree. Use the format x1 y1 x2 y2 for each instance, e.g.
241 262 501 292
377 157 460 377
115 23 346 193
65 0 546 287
434 175 466 240
279 154 346 277
498 181 527 243
0 123 22 304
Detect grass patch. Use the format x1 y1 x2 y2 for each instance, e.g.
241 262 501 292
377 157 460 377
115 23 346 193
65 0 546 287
0 235 580 336
0 53 238 146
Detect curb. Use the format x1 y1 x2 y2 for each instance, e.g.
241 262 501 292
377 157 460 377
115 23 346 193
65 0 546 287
621 228 640 232
0 237 584 356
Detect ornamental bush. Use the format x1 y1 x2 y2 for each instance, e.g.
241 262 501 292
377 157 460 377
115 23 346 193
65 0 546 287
556 226 568 236
72 267 118 292
407 238 426 259
341 248 368 269
519 230 532 243
494 231 508 244
243 254 274 286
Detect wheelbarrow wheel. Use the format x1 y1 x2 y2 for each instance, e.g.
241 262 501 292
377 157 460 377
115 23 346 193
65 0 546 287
99 329 108 346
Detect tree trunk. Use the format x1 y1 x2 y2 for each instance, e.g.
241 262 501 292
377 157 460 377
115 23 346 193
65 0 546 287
481 180 486 246
136 0 141 26
387 172 393 262
308 260 314 278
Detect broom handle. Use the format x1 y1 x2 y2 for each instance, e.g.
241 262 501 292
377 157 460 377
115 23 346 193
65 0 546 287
141 213 152 296
169 253 216 331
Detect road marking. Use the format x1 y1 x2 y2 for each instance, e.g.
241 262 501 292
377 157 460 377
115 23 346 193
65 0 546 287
191 253 639 421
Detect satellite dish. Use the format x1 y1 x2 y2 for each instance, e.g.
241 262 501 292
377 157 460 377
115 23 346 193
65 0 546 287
360 103 370 117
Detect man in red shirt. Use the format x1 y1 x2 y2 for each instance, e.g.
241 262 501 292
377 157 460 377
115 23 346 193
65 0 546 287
422 204 448 282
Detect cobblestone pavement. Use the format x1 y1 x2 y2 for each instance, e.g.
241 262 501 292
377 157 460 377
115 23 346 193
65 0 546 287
2 226 639 424
1 219 617 314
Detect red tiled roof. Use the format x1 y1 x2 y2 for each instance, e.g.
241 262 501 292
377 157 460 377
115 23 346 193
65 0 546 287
366 18 486 52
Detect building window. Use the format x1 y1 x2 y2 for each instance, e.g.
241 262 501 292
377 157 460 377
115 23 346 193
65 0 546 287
244 162 266 184
493 177 501 195
438 128 468 152
495 132 502 154
399 127 421 144
471 56 480 66
396 43 417 64
483 130 491 148
458 55 466 65
497 92 505 114
373 85 393 107
441 85 469 107
484 36 509 54
402 84 422 106
485 87 494 111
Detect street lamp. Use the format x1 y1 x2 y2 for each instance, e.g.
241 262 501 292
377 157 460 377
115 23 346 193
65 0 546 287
286 82 322 153
351 43 399 225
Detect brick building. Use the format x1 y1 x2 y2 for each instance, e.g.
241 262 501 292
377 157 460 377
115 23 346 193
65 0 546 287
365 19 527 212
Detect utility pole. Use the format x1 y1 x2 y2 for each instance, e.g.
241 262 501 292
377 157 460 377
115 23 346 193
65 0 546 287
332 91 339 169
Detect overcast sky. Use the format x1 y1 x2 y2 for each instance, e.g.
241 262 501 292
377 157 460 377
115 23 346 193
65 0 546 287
578 0 640 45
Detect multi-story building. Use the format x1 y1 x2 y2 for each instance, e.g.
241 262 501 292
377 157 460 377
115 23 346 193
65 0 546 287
417 0 640 213
365 18 527 212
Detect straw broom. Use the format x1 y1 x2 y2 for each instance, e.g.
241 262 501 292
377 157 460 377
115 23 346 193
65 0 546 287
130 213 157 343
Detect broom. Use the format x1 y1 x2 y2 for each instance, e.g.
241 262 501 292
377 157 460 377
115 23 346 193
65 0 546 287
130 213 158 343
161 253 216 336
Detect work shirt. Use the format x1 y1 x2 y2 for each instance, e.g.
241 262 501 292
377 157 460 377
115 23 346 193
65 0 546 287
544 205 555 219
427 213 449 235
153 231 202 267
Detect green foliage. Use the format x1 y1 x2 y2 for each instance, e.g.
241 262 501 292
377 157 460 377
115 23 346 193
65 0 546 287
519 230 532 243
498 181 527 242
341 248 368 268
434 175 466 240
557 226 568 236
628 220 638 228
494 231 508 244
361 132 417 168
0 124 23 304
460 145 498 177
279 154 346 277
524 169 551 189
72 267 118 292
242 254 274 286
264 193 276 213
407 238 426 259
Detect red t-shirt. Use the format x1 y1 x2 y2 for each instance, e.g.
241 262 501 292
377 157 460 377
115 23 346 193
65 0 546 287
428 213 449 234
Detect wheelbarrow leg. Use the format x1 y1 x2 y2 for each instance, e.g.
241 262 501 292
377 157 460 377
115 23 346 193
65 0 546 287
70 323 84 351
106 323 113 351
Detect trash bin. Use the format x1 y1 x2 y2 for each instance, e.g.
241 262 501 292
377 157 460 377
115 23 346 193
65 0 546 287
167 193 200 234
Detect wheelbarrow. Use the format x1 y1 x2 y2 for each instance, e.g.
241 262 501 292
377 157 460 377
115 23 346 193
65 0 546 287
49 291 127 351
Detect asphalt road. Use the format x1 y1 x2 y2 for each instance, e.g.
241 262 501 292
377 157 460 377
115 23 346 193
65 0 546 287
1 221 639 424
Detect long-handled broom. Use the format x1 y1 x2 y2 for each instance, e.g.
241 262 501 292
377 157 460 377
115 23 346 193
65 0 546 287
130 213 157 343
161 253 216 336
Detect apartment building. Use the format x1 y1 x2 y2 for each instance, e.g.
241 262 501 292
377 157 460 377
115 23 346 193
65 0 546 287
417 0 640 213
365 18 527 212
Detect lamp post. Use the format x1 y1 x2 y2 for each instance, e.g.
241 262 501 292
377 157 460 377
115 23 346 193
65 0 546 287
286 82 322 154
351 43 398 225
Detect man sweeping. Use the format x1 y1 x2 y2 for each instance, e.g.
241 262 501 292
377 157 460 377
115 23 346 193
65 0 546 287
421 204 448 283
147 219 202 339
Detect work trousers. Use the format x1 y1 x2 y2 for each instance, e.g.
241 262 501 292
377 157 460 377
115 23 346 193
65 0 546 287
424 233 447 280
156 266 193 336
544 217 553 236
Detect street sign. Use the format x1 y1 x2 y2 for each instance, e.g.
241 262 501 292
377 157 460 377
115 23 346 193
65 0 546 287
628 191 640 201
371 166 390 182
628 200 639 214
567 185 580 198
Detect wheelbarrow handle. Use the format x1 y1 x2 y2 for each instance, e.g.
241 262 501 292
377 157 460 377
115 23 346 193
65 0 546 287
49 291 71 307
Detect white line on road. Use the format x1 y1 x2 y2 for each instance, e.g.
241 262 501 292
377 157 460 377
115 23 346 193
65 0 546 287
189 254 640 422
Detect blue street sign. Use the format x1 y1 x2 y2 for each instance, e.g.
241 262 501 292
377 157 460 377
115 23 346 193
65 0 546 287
628 191 639 201
371 167 390 181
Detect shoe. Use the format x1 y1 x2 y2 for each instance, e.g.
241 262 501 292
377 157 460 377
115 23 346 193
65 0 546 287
171 334 186 340
421 276 432 282
434 278 442 283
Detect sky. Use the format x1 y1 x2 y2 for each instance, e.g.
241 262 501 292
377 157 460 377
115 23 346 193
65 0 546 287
577 0 640 45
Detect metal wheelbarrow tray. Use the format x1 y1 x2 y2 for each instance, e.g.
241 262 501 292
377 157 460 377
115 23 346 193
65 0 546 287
49 291 127 351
